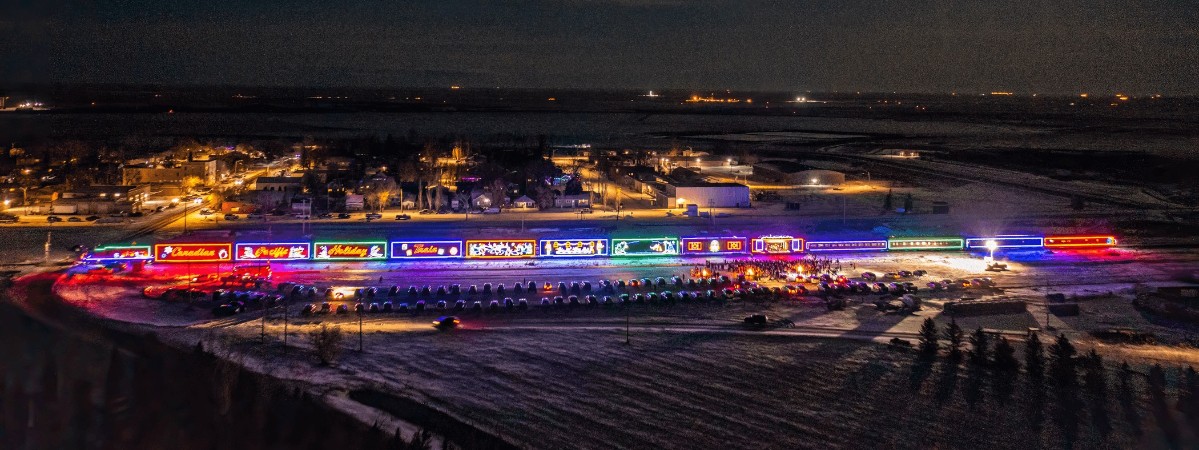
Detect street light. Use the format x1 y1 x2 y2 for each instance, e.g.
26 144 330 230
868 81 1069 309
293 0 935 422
985 239 998 260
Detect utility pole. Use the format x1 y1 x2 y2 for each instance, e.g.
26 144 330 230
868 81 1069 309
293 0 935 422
358 309 364 352
625 301 630 345
260 296 267 343
43 231 51 265
282 296 289 356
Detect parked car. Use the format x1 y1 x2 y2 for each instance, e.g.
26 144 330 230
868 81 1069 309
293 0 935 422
336 213 351 219
67 216 82 222
317 212 333 219
365 213 382 220
224 214 239 220
432 316 460 330
247 213 264 219
47 216 63 223
212 304 242 317
743 314 769 328
395 214 411 220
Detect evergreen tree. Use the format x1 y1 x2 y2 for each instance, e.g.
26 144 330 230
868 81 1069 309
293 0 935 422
967 327 990 366
943 320 965 363
992 336 1020 371
1048 334 1080 446
1117 362 1143 437
1178 366 1199 427
917 317 939 358
1025 333 1045 381
1083 349 1112 436
1148 364 1181 445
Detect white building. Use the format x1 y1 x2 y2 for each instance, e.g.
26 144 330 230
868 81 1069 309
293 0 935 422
660 182 750 208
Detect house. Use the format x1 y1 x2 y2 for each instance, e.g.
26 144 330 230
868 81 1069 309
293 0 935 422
553 193 592 208
512 195 536 209
472 192 494 208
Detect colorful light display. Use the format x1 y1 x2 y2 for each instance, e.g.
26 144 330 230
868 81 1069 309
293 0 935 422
235 242 312 261
611 238 679 256
751 236 805 254
965 236 1045 249
84 245 153 261
805 240 888 252
680 237 749 255
390 241 463 259
93 230 1121 264
1044 235 1117 248
154 243 232 263
887 237 965 251
313 242 387 260
540 239 608 257
465 240 537 259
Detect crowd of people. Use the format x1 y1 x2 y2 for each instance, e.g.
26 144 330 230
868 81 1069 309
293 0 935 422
696 255 853 281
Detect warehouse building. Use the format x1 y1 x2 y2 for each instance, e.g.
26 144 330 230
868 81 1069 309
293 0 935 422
656 182 750 208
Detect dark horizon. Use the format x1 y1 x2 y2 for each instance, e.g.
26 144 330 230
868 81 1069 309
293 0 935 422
5 1 1198 95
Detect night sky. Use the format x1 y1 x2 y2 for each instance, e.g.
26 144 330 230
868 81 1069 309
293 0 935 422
4 0 1197 94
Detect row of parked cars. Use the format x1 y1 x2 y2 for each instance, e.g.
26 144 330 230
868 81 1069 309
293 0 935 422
210 289 286 317
277 276 738 303
295 286 790 318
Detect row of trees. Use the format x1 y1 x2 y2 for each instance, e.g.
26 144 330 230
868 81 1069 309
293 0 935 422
913 318 1199 447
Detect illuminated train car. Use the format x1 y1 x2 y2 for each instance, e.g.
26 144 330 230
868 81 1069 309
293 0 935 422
465 240 537 259
680 237 749 255
751 236 804 254
805 240 888 252
887 237 965 251
611 238 679 256
540 239 608 257
965 236 1044 249
154 243 232 263
83 245 153 262
1044 235 1117 248
313 242 387 260
390 241 464 259
235 242 312 261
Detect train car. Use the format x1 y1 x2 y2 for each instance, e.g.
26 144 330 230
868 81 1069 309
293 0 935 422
965 236 1044 249
806 240 888 252
751 236 804 254
1044 235 1117 248
680 237 749 255
887 237 965 251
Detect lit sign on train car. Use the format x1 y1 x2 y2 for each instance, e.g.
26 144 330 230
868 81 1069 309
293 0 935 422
84 245 153 261
680 237 748 255
805 240 888 252
234 243 312 261
887 237 965 251
154 243 232 263
1044 236 1117 248
611 238 679 256
540 239 608 257
313 242 387 260
390 241 463 259
751 236 805 254
465 240 537 259
965 236 1044 249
